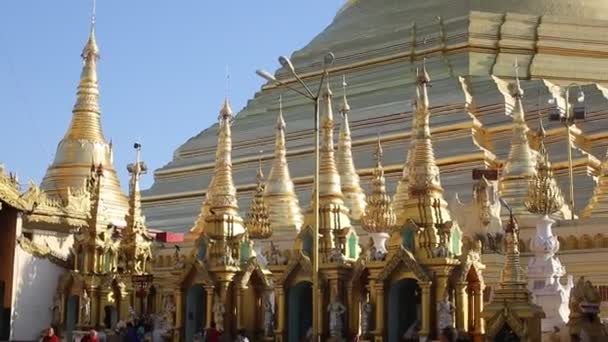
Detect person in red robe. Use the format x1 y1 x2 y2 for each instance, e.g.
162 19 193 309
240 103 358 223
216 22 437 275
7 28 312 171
204 322 221 342
81 329 99 342
41 327 60 342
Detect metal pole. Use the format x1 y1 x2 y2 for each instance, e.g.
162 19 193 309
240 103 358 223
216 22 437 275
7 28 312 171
565 87 576 220
312 97 320 341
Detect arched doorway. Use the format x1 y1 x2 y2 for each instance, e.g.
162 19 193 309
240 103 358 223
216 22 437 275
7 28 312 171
65 295 79 342
387 278 420 342
184 285 206 342
287 282 312 342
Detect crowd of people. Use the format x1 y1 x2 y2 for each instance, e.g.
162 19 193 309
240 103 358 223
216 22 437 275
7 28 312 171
41 322 465 342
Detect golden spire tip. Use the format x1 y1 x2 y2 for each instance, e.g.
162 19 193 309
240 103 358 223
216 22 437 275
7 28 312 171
340 74 351 113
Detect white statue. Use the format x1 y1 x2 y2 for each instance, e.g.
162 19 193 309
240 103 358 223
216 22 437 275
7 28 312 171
213 295 226 331
449 176 502 239
81 290 91 325
361 297 373 336
129 305 137 321
163 295 176 325
263 296 275 337
437 295 455 332
327 299 346 338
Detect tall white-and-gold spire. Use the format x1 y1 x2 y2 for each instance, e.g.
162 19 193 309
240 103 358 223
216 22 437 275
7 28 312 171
498 62 537 216
121 143 153 275
187 98 245 241
302 74 352 257
263 96 304 233
337 75 366 220
40 5 127 224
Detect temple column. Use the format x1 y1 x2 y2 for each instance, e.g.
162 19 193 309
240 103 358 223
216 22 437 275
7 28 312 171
374 283 385 338
455 282 468 331
317 284 325 338
275 287 286 340
119 290 130 324
346 286 356 337
98 289 108 328
467 288 474 331
204 286 214 328
236 287 245 329
367 280 377 337
473 284 484 336
174 289 183 342
420 281 432 339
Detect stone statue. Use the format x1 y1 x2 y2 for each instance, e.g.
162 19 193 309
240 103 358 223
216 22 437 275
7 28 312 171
568 276 607 340
327 299 346 338
361 297 373 336
218 244 235 266
163 295 176 325
263 296 275 337
81 290 91 325
437 295 455 332
328 247 345 263
266 242 287 265
213 295 226 331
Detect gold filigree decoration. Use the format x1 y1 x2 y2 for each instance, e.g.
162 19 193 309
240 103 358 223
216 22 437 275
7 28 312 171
245 163 272 239
525 118 565 215
361 137 396 233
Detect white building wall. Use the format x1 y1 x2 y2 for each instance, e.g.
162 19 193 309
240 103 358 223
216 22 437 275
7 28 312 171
10 246 66 341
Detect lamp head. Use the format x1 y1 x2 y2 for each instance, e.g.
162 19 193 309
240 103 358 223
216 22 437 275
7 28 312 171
323 52 335 67
256 69 277 83
577 90 585 103
278 56 296 74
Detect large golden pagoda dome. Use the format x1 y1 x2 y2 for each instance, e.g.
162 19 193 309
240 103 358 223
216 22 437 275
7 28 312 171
40 29 128 226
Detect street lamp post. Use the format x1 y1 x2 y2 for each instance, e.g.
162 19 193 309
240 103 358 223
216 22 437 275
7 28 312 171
256 52 334 341
548 84 586 220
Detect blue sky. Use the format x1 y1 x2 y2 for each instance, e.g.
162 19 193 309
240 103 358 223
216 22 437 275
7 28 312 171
0 1 344 189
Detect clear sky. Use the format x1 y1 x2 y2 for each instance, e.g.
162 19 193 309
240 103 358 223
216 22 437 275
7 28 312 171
0 0 344 189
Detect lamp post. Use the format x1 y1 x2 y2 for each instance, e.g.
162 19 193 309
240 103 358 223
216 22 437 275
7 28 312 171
548 84 586 220
256 52 335 341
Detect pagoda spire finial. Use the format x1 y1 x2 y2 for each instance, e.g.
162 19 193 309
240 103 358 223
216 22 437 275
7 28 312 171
316 73 342 199
122 143 153 275
263 95 303 233
246 152 272 240
337 74 366 220
397 61 453 257
362 136 396 235
125 142 147 229
498 58 539 216
188 97 245 241
303 72 352 258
